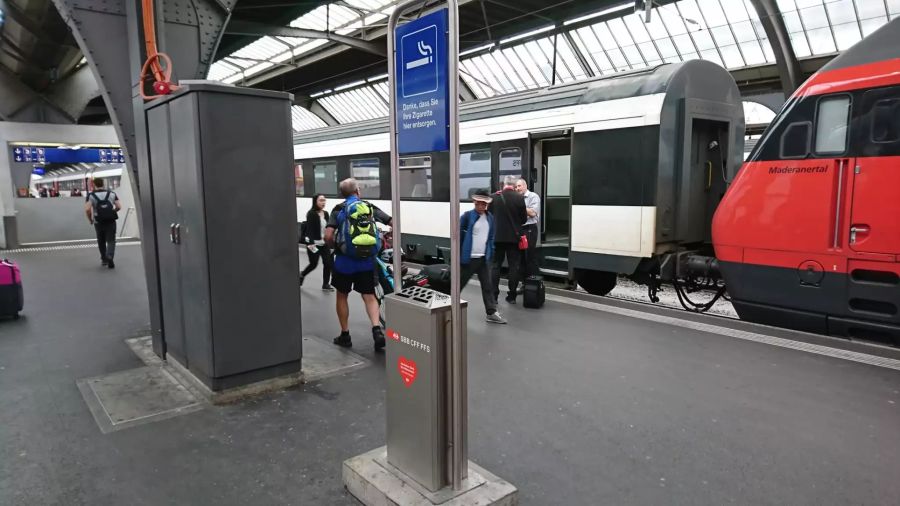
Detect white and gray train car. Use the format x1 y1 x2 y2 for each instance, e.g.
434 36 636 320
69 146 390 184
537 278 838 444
293 60 744 295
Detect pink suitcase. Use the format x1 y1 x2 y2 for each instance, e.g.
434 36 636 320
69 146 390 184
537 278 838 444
0 259 23 318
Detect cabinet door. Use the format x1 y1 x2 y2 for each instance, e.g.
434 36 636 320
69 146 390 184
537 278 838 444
199 91 302 376
147 105 186 364
169 95 215 378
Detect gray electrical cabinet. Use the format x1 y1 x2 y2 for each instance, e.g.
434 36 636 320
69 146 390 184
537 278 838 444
145 83 301 391
384 287 467 492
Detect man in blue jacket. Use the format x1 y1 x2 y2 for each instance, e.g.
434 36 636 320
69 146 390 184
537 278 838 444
460 189 507 324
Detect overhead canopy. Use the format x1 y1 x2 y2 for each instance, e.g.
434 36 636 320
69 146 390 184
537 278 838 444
202 0 899 132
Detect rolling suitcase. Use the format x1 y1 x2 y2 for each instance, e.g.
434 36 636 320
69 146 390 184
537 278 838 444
523 275 545 309
0 259 24 319
422 264 451 294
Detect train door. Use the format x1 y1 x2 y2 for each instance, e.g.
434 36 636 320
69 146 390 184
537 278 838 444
528 130 572 276
848 87 900 257
680 118 731 246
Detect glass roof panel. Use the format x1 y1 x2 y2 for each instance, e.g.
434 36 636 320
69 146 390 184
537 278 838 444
795 1 830 31
230 0 897 128
889 0 900 17
206 61 234 82
291 106 328 131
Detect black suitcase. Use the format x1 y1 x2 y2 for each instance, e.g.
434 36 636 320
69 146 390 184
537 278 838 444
523 275 545 309
422 264 451 294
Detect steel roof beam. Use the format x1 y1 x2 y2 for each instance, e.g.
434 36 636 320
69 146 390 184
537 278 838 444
225 19 386 57
749 0 802 97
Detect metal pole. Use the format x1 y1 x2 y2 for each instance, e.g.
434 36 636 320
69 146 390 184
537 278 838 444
447 0 465 490
388 7 402 293
388 0 465 490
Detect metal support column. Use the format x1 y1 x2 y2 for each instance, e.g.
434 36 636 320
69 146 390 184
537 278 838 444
51 0 236 358
749 0 802 97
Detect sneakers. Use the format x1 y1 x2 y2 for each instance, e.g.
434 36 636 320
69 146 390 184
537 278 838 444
107 259 115 269
101 257 108 267
373 326 386 352
322 285 335 292
486 312 507 324
333 331 352 348
334 328 386 350
299 274 306 286
505 294 516 305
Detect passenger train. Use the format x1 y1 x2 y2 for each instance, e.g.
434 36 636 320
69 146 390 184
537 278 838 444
294 59 744 297
713 18 900 345
294 18 900 346
30 167 123 197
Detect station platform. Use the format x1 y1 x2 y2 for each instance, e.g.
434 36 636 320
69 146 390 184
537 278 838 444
1 244 899 505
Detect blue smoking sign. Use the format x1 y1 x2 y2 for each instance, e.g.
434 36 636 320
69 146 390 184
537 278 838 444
395 9 449 154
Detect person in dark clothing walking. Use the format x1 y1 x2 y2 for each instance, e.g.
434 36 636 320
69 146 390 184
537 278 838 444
300 193 335 291
460 189 507 324
84 178 122 269
488 176 528 304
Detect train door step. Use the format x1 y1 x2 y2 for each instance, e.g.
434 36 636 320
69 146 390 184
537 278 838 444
541 253 569 273
539 267 569 278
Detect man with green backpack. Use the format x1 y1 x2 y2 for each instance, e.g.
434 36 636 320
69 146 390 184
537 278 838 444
324 178 392 351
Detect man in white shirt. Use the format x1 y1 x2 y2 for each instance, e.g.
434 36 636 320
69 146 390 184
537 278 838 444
516 178 541 278
460 189 506 324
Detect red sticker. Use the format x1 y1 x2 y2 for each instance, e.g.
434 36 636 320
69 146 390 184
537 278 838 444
387 328 401 341
398 357 418 387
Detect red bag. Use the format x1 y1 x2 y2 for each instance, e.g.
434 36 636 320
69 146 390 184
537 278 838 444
518 234 528 251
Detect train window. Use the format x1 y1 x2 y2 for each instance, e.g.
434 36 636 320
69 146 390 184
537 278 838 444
313 161 337 195
294 163 304 197
460 150 491 200
399 156 432 199
815 95 851 154
872 98 900 143
350 158 381 198
498 148 522 187
780 122 811 159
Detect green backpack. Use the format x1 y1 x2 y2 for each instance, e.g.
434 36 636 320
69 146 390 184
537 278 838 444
337 200 380 259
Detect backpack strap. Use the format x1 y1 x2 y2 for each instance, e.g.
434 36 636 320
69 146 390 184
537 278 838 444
498 193 522 237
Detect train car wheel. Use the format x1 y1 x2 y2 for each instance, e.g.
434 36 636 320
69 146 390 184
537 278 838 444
575 269 617 296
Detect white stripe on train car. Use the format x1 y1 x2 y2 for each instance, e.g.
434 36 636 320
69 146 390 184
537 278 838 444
398 201 475 238
293 94 665 159
571 205 656 258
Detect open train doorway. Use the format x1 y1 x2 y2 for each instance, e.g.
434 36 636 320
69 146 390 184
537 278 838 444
528 130 572 278
681 118 731 247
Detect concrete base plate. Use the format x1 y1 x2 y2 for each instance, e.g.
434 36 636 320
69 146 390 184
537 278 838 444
76 366 203 433
301 335 369 382
343 447 518 506
165 353 303 405
127 335 370 405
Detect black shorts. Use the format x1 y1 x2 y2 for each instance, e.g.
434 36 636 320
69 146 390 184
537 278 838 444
331 269 376 294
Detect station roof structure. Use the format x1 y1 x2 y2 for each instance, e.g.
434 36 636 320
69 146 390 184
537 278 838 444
199 0 900 132
0 0 898 126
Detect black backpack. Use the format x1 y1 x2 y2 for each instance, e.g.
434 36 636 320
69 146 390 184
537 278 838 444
91 191 118 222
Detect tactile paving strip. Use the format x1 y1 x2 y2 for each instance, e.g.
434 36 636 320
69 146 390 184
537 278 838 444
3 241 141 254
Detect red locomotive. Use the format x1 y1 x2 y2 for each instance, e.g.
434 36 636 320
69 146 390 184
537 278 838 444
713 18 900 346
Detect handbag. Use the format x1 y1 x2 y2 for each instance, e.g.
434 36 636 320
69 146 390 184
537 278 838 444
499 193 528 250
